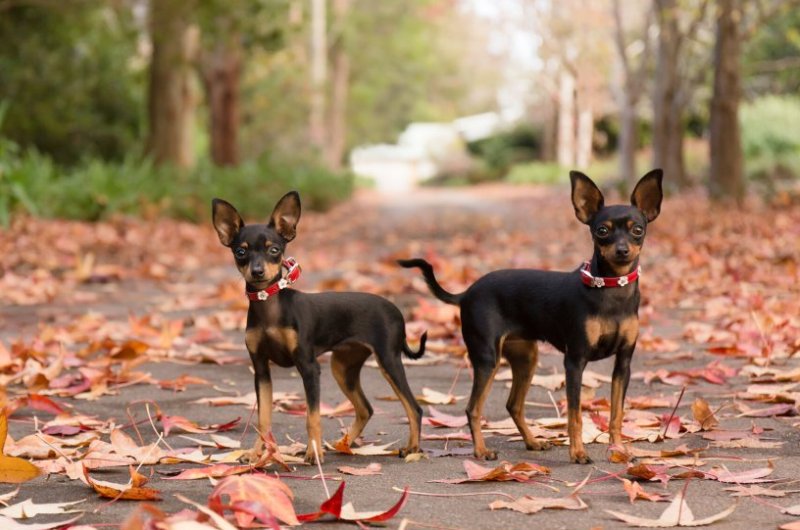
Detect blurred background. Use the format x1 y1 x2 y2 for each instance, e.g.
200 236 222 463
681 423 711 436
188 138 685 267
1 0 799 224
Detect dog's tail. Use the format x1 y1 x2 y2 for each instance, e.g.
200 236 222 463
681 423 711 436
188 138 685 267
397 258 464 306
402 331 427 360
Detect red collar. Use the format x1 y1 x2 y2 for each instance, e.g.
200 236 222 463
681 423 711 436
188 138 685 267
246 258 301 301
580 261 640 288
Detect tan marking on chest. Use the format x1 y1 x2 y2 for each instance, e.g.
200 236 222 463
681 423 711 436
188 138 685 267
585 316 639 348
266 326 299 352
245 327 265 354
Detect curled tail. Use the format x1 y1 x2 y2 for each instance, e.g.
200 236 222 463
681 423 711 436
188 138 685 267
402 331 427 360
397 258 464 306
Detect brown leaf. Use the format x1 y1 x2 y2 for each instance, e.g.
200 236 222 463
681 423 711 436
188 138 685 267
690 398 719 431
432 460 550 484
83 465 161 501
622 479 671 503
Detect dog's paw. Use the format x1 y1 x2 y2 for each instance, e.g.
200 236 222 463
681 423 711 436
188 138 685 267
304 449 324 465
570 451 593 465
398 446 421 458
526 439 552 451
474 448 498 461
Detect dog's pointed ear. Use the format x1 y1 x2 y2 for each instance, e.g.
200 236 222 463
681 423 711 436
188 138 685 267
212 198 244 247
630 169 663 222
268 191 301 242
570 171 605 224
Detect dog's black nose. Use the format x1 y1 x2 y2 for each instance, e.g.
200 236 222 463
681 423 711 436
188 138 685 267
616 245 630 258
251 267 265 278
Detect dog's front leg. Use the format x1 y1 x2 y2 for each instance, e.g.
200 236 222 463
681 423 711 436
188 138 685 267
252 358 273 457
609 348 633 458
296 356 323 464
565 356 591 464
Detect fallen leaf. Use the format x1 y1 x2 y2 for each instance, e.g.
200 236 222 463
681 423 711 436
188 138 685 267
606 488 736 527
297 482 408 523
724 485 798 497
423 406 468 428
622 479 671 503
432 460 550 484
489 494 587 514
208 474 298 527
338 463 382 476
163 464 251 481
690 398 719 431
83 465 161 501
0 498 84 518
0 514 83 530
0 409 41 484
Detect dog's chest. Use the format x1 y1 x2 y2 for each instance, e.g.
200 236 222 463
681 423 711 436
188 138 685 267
583 315 639 359
245 326 298 367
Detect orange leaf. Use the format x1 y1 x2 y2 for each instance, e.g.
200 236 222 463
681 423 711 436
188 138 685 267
209 474 298 527
0 408 41 484
83 465 161 501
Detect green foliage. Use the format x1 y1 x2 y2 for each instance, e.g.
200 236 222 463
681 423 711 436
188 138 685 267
505 162 565 185
744 6 800 95
0 141 352 225
0 3 143 164
740 96 800 182
466 125 542 178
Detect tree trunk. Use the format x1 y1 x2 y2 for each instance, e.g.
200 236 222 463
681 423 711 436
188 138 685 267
201 34 242 167
618 92 637 186
309 0 327 152
325 0 350 170
708 0 744 202
541 95 557 162
576 103 593 170
652 0 688 187
146 0 199 169
557 70 576 167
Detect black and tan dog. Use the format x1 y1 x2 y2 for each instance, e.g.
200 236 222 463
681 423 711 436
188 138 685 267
213 192 426 463
400 170 662 463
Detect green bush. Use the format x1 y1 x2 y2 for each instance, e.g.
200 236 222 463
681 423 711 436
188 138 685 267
0 137 353 225
741 96 800 182
505 162 565 185
466 125 542 178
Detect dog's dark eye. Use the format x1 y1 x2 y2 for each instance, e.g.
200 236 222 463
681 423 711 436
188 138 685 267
631 225 645 237
234 247 246 258
596 226 610 238
268 246 281 256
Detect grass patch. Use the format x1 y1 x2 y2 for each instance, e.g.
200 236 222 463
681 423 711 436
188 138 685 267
0 145 353 225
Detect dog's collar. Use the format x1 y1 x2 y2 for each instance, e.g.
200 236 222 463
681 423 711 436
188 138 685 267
245 258 301 301
580 261 640 288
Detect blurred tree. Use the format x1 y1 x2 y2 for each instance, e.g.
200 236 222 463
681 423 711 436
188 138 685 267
326 0 350 169
743 7 800 95
534 0 614 171
196 0 290 168
708 0 799 202
611 0 653 188
146 0 200 169
652 0 709 190
0 1 143 164
309 0 327 153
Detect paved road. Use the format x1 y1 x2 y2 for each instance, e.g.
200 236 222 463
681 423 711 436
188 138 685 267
3 185 799 529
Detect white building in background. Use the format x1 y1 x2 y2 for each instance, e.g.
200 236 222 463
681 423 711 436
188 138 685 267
350 110 521 193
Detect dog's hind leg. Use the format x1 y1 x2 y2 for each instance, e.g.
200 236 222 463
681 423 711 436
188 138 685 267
374 346 423 457
502 337 551 451
330 343 373 449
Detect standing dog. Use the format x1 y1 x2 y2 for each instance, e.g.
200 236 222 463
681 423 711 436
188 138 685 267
213 191 426 463
399 170 662 463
